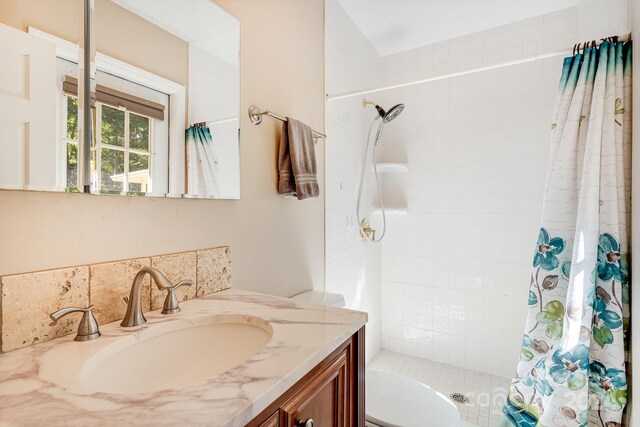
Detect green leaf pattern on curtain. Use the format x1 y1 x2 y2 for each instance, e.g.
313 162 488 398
499 41 632 427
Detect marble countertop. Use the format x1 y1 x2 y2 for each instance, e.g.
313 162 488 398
0 289 367 426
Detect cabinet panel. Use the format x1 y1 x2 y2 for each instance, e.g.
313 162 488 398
259 411 279 427
247 327 365 427
280 349 348 427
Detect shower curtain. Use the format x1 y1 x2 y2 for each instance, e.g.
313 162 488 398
186 126 222 197
500 40 632 427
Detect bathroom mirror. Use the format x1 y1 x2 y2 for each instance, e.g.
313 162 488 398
0 0 240 199
0 0 86 192
92 0 240 198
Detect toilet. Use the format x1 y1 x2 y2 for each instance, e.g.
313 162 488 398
365 369 460 427
291 291 463 427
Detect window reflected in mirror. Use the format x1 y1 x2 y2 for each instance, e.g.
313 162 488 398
93 0 240 198
65 96 80 192
0 0 240 199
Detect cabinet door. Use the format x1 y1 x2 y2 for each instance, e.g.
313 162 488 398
259 411 279 427
0 23 57 191
280 348 349 427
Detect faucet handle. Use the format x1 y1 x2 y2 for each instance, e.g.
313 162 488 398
50 305 101 342
160 280 193 315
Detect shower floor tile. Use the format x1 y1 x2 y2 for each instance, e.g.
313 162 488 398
368 350 511 427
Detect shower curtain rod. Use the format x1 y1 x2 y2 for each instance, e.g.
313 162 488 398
326 33 631 102
192 116 238 128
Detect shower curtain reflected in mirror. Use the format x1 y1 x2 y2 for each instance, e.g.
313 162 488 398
186 126 222 198
500 40 631 427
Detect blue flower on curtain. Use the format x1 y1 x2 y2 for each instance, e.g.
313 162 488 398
522 358 554 396
589 360 627 411
577 410 588 427
548 345 589 390
561 260 572 279
597 233 629 284
592 287 623 348
533 228 565 270
501 395 539 427
528 290 538 306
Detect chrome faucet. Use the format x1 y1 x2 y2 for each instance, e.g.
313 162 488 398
50 305 101 341
121 266 193 327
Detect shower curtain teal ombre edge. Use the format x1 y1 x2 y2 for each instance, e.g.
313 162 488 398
186 126 222 198
499 41 631 427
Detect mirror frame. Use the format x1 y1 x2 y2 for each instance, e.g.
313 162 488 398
80 0 92 193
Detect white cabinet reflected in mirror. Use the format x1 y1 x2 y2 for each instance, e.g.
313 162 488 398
0 1 85 192
0 0 240 199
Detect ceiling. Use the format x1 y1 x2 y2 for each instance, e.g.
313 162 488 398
111 0 239 66
336 0 578 56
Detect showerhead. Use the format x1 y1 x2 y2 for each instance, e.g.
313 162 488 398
363 98 405 123
381 104 405 123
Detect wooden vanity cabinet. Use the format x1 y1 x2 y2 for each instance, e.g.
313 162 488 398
248 327 365 427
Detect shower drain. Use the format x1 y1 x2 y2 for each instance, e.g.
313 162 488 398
449 392 470 404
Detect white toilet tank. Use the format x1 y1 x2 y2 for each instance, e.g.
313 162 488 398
290 290 345 307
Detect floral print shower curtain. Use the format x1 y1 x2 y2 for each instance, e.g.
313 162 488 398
500 40 632 427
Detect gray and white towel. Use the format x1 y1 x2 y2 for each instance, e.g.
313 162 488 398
277 117 319 200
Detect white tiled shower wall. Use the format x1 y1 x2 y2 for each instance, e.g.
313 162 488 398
324 0 630 376
374 4 630 378
325 0 383 362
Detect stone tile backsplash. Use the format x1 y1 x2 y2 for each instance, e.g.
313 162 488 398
0 247 231 353
196 247 232 297
90 258 151 325
150 252 197 310
1 266 89 351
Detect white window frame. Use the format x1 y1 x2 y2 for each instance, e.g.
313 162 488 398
29 27 187 197
92 69 168 195
95 103 154 194
56 57 81 191
62 93 79 191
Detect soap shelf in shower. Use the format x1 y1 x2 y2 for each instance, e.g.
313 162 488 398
372 162 408 216
372 205 408 215
375 162 408 173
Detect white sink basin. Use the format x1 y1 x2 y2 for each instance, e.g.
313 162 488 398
78 315 272 394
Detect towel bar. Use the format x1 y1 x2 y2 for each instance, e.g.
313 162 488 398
248 105 326 139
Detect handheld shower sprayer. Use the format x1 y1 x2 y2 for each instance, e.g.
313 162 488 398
357 98 405 243
362 98 406 123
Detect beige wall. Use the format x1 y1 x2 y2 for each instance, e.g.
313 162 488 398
0 0 188 86
95 0 188 86
0 0 83 44
0 0 326 298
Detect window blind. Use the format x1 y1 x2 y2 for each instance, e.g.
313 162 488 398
62 76 165 121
